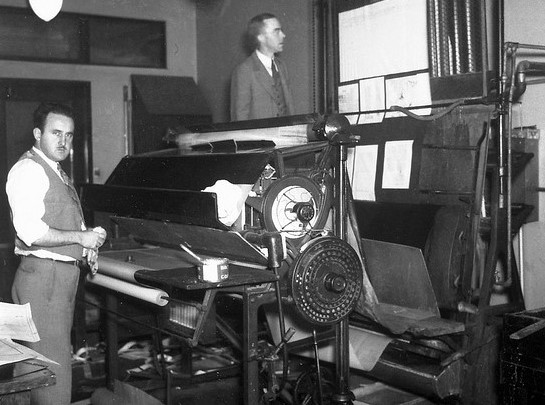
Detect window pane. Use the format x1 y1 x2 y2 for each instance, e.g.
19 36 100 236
0 9 82 62
88 17 166 68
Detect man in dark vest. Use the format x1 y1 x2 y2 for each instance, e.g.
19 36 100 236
230 13 295 121
6 102 107 405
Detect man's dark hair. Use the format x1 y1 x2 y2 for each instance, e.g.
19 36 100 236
247 13 277 50
33 102 74 132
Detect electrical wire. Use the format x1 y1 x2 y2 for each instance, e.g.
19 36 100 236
389 99 466 121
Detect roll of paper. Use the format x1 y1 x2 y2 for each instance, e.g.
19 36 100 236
87 273 169 306
97 255 146 283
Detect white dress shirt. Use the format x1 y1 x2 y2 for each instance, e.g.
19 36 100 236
256 49 275 77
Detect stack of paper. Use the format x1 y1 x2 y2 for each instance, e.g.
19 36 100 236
0 302 56 369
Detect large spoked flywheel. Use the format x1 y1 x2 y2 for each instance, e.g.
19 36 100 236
290 236 363 325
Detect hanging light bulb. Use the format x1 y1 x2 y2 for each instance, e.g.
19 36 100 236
29 0 63 22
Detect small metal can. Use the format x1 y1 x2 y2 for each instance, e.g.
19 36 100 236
198 258 229 282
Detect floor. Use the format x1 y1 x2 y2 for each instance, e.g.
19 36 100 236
68 292 438 405
69 347 435 405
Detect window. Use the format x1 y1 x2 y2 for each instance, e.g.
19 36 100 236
0 6 166 68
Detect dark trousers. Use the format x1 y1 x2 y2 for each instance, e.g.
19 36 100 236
11 256 80 405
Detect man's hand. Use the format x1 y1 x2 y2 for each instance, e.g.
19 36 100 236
80 226 107 249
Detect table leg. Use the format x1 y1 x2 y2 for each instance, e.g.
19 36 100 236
242 288 276 405
105 292 118 390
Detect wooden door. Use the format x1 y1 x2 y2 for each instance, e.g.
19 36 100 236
0 79 92 244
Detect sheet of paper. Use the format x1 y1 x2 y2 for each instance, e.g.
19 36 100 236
0 302 40 342
0 338 34 366
349 327 393 371
338 0 428 82
382 140 414 189
338 83 360 114
385 72 432 118
266 307 392 372
0 338 57 367
359 77 385 124
345 114 360 125
349 145 378 201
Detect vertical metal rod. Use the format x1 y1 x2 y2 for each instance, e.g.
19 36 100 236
428 0 439 77
242 289 260 405
464 0 477 72
452 0 462 74
518 226 524 296
123 85 132 156
505 48 516 287
313 0 325 114
313 329 324 405
272 265 289 387
325 0 338 114
479 0 489 98
331 143 353 405
439 0 451 76
105 293 118 390
433 0 442 76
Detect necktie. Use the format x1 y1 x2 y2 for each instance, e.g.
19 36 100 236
272 59 280 81
57 163 72 185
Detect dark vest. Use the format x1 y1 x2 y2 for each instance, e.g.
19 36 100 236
14 150 84 260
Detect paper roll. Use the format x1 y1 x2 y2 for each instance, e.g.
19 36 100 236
87 273 169 306
174 124 311 150
97 255 147 283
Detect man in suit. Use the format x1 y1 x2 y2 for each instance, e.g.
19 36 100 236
6 102 107 405
230 13 295 121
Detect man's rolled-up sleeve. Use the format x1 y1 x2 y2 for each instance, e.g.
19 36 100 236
6 160 50 246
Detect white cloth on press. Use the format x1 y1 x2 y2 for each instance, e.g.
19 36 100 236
202 179 249 227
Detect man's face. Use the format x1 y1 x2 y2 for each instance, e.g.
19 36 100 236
258 18 285 55
34 112 74 162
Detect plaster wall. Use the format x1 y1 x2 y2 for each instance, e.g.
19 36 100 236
504 0 545 221
0 0 196 183
196 0 316 123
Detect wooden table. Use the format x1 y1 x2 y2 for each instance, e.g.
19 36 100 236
0 361 55 404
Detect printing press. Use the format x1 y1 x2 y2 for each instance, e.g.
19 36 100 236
81 109 508 404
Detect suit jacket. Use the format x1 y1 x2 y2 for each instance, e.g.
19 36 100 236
230 51 294 121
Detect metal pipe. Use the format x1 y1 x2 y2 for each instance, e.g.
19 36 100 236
525 77 545 86
517 60 545 76
453 0 462 74
325 0 337 113
499 42 517 208
464 0 478 72
313 329 324 405
331 141 354 405
428 0 439 77
439 0 451 76
313 0 325 114
123 85 133 156
479 0 489 98
497 42 519 288
518 226 525 297
510 42 545 51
